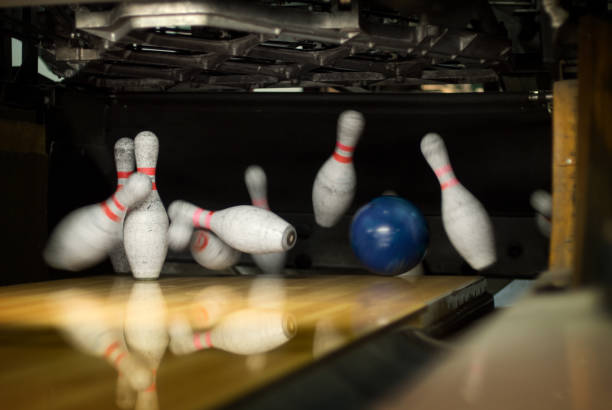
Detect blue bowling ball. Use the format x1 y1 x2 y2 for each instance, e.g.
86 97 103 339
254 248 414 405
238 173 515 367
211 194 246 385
350 196 429 275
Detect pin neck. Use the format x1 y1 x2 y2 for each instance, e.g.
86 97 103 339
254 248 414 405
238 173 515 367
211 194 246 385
100 194 126 222
433 164 459 190
252 198 269 209
193 208 214 230
333 141 354 163
117 171 133 179
116 171 133 191
103 340 127 368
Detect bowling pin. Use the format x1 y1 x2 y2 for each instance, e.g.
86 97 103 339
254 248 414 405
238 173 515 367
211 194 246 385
312 110 365 227
124 131 169 280
420 133 496 270
190 230 241 271
43 173 152 271
50 290 153 391
125 282 168 410
244 165 287 274
110 137 135 273
169 308 297 355
167 200 296 254
530 190 551 237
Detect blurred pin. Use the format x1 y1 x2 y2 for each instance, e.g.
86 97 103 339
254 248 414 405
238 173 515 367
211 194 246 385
43 173 151 271
168 200 296 254
245 165 287 274
190 230 241 271
530 190 552 237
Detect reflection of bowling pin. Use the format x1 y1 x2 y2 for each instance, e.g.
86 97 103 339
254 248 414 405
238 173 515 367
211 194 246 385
312 318 348 358
247 276 286 311
170 308 296 355
125 283 168 410
110 138 135 273
421 133 496 270
312 110 365 227
189 285 244 329
245 165 287 274
167 200 296 254
51 291 153 391
124 131 169 280
190 230 241 271
43 173 152 271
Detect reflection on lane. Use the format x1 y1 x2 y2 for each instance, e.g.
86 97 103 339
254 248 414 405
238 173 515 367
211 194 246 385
10 274 482 409
49 276 296 410
169 276 297 356
50 290 154 393
125 283 168 410
170 308 296 355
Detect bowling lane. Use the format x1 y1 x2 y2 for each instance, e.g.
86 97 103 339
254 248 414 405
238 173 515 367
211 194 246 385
0 274 485 409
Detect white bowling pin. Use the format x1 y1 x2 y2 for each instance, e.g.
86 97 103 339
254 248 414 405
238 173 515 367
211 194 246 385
245 165 287 274
168 200 296 254
312 110 365 227
125 282 168 410
124 131 169 280
43 173 152 271
110 137 135 273
190 230 241 271
530 190 552 237
421 133 496 270
50 291 153 391
170 308 297 355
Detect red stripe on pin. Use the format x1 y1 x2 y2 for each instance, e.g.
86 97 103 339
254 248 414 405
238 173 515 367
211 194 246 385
145 382 156 392
114 352 126 367
434 164 452 177
333 152 352 164
101 202 120 222
441 178 459 190
104 341 119 358
112 194 125 211
193 209 203 228
204 211 214 230
336 142 354 152
194 231 209 251
193 333 203 350
205 331 213 347
252 198 269 209
137 167 156 175
152 182 157 191
117 171 133 178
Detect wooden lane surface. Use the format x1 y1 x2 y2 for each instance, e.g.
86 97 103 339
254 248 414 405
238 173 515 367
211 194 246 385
0 274 485 409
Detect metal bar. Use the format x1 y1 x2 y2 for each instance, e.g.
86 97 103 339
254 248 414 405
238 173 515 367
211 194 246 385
75 0 358 44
